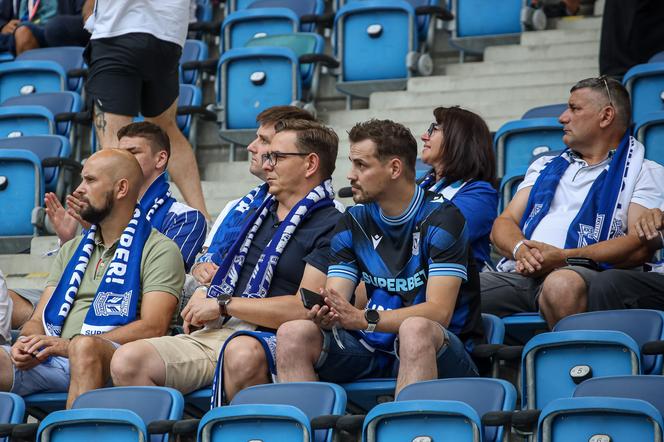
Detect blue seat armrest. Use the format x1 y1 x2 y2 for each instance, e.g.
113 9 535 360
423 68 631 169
482 410 514 427
299 53 339 69
187 19 222 35
42 156 82 173
0 423 15 437
301 12 334 27
642 339 664 355
147 419 179 435
310 414 344 430
415 5 454 20
11 422 39 440
471 343 506 359
67 68 87 78
511 409 541 433
172 418 200 436
54 110 91 124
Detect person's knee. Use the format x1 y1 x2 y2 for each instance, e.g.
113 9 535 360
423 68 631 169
110 341 153 385
14 26 38 54
398 317 441 357
68 335 106 367
224 338 267 380
539 270 587 316
276 320 320 362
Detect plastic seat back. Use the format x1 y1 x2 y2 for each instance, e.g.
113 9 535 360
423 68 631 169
575 375 664 416
650 51 664 63
73 387 184 442
232 382 346 442
0 392 24 442
623 62 664 123
36 408 148 442
397 378 516 442
245 33 324 87
0 61 66 102
16 47 85 92
521 103 567 119
176 84 202 137
0 135 70 193
180 40 209 85
537 397 663 442
522 330 641 410
555 309 664 375
451 0 521 39
363 400 482 442
222 8 299 51
482 313 505 345
248 0 324 33
2 91 81 137
0 149 42 236
635 110 664 165
0 105 54 138
217 47 301 131
493 117 565 179
198 404 311 442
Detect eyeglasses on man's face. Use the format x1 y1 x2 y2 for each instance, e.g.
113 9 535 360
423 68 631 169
261 151 309 167
426 122 441 137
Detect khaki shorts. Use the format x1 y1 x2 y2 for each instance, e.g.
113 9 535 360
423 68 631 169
146 327 235 394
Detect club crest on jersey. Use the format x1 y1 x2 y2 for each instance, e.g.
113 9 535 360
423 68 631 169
371 234 383 249
93 291 132 317
412 232 420 256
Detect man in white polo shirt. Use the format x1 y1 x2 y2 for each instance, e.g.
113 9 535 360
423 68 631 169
482 77 664 328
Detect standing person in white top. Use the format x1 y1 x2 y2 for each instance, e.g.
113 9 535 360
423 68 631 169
81 0 210 220
481 77 664 328
0 270 11 345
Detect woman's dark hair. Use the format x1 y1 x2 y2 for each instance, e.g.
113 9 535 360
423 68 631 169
431 106 496 186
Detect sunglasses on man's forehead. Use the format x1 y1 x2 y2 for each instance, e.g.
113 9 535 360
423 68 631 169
598 75 614 107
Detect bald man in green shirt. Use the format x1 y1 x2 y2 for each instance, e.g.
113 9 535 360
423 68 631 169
0 149 184 408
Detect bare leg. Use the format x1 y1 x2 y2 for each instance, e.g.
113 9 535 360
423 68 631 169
110 340 166 387
395 316 445 396
146 99 210 219
8 290 34 329
14 26 39 55
93 104 133 150
538 269 588 329
67 335 118 408
275 320 322 382
0 348 14 391
223 336 269 401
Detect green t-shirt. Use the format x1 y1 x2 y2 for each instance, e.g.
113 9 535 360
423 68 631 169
46 228 184 340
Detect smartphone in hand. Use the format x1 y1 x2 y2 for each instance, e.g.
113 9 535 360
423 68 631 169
300 287 325 309
565 257 601 271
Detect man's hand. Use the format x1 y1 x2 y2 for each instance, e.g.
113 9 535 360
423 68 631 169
192 262 219 285
306 303 337 330
1 19 19 34
517 240 567 277
10 337 41 371
44 192 81 243
634 208 664 243
513 241 545 274
181 288 220 327
11 335 70 369
323 288 366 330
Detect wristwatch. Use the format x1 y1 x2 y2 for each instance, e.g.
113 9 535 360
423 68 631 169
217 293 233 317
364 309 380 333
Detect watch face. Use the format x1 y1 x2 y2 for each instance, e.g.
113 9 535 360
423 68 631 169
217 294 232 305
365 309 380 324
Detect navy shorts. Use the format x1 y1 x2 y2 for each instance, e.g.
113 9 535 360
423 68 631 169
315 325 479 383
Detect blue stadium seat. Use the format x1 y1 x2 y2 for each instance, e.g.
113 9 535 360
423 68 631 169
535 397 663 442
198 404 311 442
0 392 24 442
195 0 213 22
342 314 506 412
521 103 566 119
36 408 148 442
1 91 82 139
493 117 565 180
397 378 517 442
333 0 451 100
0 135 72 194
224 0 256 15
501 312 548 345
180 40 209 85
247 0 325 33
221 8 299 52
635 110 664 165
555 309 664 375
0 105 54 138
0 149 43 238
449 0 522 55
16 47 86 93
184 388 212 417
574 375 664 415
231 382 346 442
623 62 664 123
363 400 482 442
0 61 67 102
521 330 641 410
650 51 664 63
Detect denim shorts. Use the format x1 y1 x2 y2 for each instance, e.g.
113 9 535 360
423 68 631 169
315 325 478 384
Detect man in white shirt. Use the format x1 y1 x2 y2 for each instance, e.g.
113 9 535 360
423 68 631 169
482 77 664 328
81 0 210 219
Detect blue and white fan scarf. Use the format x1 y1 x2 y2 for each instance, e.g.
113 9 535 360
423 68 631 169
140 173 176 230
43 205 151 336
207 179 335 407
199 184 269 264
419 171 467 200
498 134 643 271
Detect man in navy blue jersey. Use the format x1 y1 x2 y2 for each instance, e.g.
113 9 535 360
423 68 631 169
277 119 484 394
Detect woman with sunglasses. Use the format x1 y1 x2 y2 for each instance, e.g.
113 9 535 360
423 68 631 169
420 106 498 271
